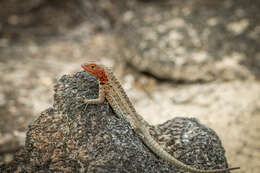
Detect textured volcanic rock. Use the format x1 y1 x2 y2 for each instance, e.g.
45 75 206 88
0 71 231 173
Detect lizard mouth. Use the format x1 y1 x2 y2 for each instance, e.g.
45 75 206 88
81 63 88 70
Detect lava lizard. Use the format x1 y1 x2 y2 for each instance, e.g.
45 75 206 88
80 63 240 173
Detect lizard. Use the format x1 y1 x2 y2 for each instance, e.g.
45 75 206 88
80 63 240 173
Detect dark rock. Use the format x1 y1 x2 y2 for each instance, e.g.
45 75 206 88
0 0 46 16
0 71 231 173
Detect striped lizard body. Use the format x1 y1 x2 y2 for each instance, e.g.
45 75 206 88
81 63 240 173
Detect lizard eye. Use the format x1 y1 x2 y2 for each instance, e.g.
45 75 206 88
90 65 95 69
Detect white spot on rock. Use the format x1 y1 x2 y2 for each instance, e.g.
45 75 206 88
227 19 249 35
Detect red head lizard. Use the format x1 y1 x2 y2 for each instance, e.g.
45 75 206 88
81 63 240 173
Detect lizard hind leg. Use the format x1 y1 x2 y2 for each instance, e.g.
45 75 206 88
132 124 146 139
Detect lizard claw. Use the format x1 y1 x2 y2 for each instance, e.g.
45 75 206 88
75 97 89 110
76 97 85 102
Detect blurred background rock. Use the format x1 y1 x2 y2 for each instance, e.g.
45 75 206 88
0 0 259 172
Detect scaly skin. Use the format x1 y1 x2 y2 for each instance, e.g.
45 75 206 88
81 63 240 173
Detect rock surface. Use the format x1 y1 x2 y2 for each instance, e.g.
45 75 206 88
0 1 259 173
0 71 231 173
117 0 259 81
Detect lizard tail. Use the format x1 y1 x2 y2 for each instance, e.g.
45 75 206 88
141 128 240 173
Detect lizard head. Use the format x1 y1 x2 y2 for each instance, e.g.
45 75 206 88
81 63 108 84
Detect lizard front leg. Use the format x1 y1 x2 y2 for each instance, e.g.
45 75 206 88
80 83 106 105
